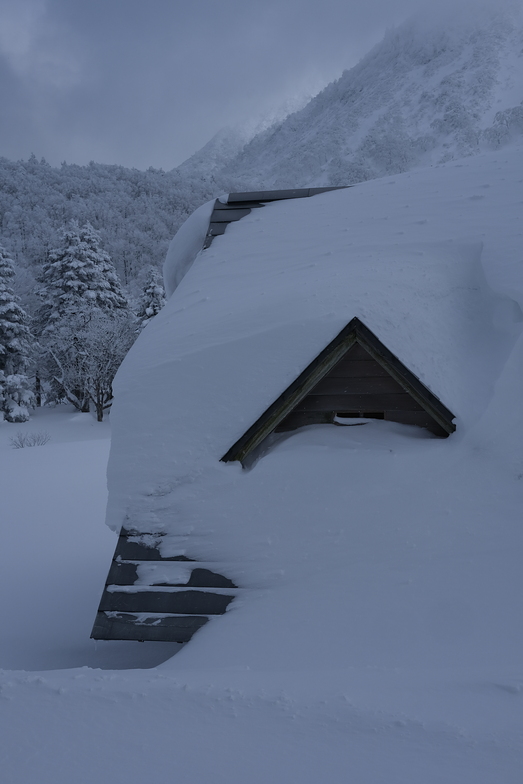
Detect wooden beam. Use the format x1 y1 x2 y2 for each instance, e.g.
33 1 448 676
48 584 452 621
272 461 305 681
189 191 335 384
114 534 194 562
227 187 349 203
221 332 358 463
105 562 237 589
312 376 404 395
352 320 455 435
91 612 208 643
295 393 424 412
99 589 235 615
208 209 251 222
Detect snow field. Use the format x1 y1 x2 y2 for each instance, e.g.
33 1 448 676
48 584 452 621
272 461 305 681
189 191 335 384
0 406 180 672
1 144 523 782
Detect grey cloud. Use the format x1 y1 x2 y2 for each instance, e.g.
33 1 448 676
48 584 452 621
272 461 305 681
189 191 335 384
1 0 485 169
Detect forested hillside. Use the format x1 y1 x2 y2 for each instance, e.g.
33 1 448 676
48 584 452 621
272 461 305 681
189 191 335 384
1 5 521 423
3 6 521 309
0 156 218 294
219 7 523 187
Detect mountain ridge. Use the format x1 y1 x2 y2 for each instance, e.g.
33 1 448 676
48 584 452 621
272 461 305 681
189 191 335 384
181 5 523 189
1 5 522 298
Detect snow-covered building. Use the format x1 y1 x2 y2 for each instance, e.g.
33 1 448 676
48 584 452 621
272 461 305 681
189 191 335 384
92 161 521 647
204 191 456 465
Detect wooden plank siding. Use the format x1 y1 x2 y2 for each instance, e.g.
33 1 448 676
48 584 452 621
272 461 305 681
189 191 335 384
276 341 429 433
114 534 195 561
223 318 455 463
328 360 390 377
99 589 235 616
208 208 251 222
207 223 228 237
106 560 236 588
332 342 374 361
312 376 406 395
294 393 424 411
91 530 239 643
91 612 208 643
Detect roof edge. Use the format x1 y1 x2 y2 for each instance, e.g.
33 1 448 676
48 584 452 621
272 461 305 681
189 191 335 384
352 320 456 436
204 187 351 249
227 187 349 204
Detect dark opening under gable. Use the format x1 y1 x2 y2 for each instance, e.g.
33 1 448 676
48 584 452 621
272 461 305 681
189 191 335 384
221 318 455 465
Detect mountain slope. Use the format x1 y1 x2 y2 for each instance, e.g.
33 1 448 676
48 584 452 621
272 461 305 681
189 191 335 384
2 6 522 303
200 5 523 189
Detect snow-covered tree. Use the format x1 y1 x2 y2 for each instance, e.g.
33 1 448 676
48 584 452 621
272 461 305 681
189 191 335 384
0 243 35 421
37 221 128 336
0 155 216 287
36 222 133 411
135 266 166 330
47 307 136 421
0 372 35 422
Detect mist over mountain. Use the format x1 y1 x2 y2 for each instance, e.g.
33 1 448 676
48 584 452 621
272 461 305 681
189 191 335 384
1 3 522 298
193 3 523 189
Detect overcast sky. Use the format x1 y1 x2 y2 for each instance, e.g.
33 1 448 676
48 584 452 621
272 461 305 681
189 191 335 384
0 0 436 170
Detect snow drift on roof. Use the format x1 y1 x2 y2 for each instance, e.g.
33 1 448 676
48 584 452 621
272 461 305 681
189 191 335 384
163 198 215 297
109 146 522 541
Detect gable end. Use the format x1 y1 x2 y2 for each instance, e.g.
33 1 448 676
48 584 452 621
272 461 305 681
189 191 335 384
221 318 455 465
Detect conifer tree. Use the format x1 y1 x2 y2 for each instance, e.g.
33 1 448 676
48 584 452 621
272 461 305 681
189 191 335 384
38 221 128 336
0 243 35 421
135 266 166 330
37 221 132 413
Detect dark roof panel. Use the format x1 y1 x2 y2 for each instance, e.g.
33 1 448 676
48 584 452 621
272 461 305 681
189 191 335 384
227 186 348 203
204 186 350 249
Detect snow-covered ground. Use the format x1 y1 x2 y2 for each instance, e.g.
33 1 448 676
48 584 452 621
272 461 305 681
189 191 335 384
2 145 523 783
0 407 180 673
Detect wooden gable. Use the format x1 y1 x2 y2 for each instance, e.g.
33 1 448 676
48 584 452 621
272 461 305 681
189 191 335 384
221 318 455 465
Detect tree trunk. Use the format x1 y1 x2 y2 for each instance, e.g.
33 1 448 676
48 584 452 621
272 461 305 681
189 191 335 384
95 386 104 421
35 374 41 407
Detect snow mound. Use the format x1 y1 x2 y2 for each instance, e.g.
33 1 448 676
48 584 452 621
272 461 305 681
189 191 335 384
163 198 216 297
110 143 522 560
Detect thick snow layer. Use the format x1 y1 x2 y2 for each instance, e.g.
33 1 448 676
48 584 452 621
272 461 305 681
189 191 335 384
0 406 181 672
1 406 523 782
163 198 215 297
114 145 523 532
105 143 523 694
166 235 503 429
2 148 523 783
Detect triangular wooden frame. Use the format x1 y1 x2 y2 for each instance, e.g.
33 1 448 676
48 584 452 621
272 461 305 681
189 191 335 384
221 318 455 465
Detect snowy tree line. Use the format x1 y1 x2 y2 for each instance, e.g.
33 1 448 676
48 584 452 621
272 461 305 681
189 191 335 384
0 154 221 294
0 222 165 422
0 152 232 424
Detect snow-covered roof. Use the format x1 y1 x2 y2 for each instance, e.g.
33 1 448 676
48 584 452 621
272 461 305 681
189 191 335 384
99 143 523 680
107 144 522 538
156 173 505 458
